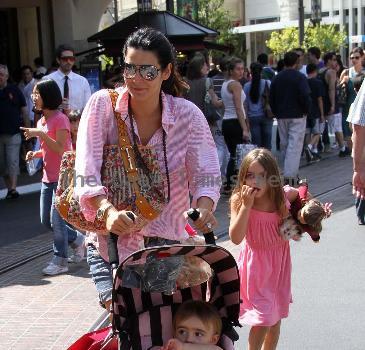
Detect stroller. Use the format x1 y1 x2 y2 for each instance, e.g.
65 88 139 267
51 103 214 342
69 211 241 350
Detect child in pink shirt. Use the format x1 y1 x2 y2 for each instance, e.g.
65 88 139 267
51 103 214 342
21 79 84 275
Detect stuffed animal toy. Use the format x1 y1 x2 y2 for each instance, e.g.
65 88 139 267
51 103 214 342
279 215 303 241
280 180 332 242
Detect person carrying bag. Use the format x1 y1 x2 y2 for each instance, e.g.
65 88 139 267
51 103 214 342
56 29 221 313
55 89 167 234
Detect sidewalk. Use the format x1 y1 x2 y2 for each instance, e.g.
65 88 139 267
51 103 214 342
0 154 353 350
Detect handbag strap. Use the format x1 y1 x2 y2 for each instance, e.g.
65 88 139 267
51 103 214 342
107 89 160 220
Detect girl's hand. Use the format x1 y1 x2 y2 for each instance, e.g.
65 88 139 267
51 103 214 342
240 185 257 209
323 202 333 218
25 151 34 161
20 127 43 140
105 208 136 235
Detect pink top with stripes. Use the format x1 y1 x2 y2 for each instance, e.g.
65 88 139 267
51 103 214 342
75 87 220 262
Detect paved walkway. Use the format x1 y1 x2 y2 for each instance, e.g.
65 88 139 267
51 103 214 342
0 154 353 350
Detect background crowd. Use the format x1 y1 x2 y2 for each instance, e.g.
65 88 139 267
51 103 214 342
0 42 363 269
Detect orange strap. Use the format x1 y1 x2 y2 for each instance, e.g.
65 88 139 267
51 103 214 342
108 90 159 220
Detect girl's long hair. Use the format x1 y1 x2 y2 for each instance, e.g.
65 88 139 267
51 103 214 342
249 62 263 104
230 148 287 217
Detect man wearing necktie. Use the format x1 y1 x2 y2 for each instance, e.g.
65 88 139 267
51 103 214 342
43 44 91 116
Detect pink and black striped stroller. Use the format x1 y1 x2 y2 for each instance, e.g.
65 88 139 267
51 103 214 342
110 243 241 350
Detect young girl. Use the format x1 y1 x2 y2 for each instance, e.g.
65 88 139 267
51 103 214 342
229 148 290 350
21 79 84 275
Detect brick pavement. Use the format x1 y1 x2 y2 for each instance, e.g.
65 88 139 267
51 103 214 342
0 153 352 350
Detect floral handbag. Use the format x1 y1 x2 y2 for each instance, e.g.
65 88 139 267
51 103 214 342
54 89 169 234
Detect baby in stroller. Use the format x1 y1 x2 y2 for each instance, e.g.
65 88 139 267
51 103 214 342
112 244 241 350
161 300 222 350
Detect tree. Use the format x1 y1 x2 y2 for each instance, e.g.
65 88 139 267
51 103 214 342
266 27 299 57
266 24 347 57
196 0 245 58
304 25 347 53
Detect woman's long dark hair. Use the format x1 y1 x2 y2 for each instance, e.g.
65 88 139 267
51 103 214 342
249 62 263 104
123 27 188 97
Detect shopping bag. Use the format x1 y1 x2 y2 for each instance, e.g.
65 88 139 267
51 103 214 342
236 143 257 170
67 326 118 350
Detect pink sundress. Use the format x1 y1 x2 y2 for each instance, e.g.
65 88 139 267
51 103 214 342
238 207 292 326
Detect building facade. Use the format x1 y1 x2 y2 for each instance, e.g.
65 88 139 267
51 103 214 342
234 0 365 64
0 0 111 74
0 0 248 75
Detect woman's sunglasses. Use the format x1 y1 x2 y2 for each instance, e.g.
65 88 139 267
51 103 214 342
124 63 161 81
350 56 361 60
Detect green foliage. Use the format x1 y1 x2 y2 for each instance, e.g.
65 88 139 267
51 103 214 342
304 25 347 52
266 25 347 57
266 27 299 57
196 0 245 58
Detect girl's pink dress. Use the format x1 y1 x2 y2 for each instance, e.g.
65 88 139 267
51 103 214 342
238 208 292 326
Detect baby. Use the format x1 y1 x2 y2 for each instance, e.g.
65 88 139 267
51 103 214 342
161 300 222 350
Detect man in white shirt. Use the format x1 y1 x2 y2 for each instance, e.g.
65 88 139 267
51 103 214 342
43 44 91 113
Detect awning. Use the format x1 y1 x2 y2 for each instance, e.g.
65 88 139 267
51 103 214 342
88 10 218 43
232 15 340 34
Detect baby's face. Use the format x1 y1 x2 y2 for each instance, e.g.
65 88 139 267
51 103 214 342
175 316 219 345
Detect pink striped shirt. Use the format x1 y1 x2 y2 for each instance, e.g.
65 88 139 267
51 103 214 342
75 87 220 262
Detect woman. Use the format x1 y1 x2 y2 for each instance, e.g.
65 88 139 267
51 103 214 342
243 62 273 149
339 47 365 151
184 54 223 123
221 57 250 194
21 79 85 275
74 28 221 310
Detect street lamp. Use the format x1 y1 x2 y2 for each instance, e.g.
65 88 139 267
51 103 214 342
311 0 322 26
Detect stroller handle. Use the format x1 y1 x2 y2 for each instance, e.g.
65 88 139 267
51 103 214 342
108 209 216 268
187 208 216 245
108 211 136 269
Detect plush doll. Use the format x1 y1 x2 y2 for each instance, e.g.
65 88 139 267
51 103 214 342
280 180 332 242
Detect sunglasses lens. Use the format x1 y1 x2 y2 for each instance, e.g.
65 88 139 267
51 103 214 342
140 65 158 81
61 57 75 62
124 64 136 78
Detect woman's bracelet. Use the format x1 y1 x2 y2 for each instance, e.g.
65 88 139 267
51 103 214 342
96 202 114 222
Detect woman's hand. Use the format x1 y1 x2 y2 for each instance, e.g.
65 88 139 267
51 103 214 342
186 208 218 234
240 185 257 209
20 127 43 140
242 129 250 142
105 208 136 235
340 75 350 86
